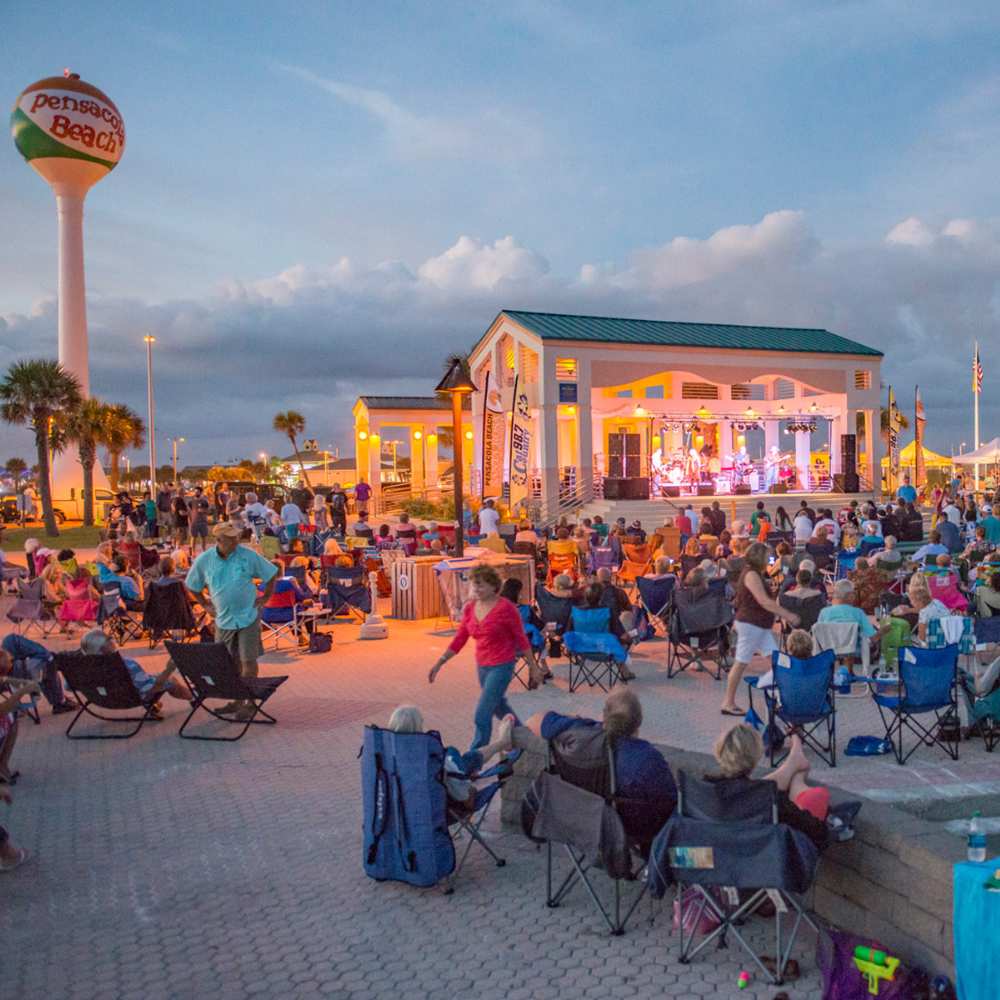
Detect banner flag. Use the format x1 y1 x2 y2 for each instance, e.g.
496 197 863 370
914 386 927 488
508 377 533 512
481 371 506 499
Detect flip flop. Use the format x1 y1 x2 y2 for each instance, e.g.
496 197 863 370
0 848 31 873
720 706 746 717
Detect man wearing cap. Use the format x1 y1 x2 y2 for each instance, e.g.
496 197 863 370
185 523 278 712
980 504 1000 545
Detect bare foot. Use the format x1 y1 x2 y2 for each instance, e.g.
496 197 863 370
498 715 515 750
787 734 809 773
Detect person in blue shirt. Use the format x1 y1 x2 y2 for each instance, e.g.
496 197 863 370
817 579 885 658
896 475 917 505
524 689 676 853
185 523 278 717
912 530 949 564
979 504 1000 545
935 518 962 554
98 557 144 610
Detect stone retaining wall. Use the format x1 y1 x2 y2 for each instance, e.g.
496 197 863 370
501 742 957 976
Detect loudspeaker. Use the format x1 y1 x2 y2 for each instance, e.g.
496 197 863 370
608 435 623 479
734 484 752 495
663 485 681 498
833 473 860 493
840 434 857 476
770 483 788 494
608 434 641 479
604 478 648 500
696 484 715 496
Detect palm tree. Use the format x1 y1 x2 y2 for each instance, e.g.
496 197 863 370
101 403 145 492
273 410 312 487
56 398 109 526
0 360 82 536
4 457 27 491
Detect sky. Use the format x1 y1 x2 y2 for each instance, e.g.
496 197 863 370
3 0 1000 464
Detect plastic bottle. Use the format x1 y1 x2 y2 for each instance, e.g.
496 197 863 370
968 811 987 863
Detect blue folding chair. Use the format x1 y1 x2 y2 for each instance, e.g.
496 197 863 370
635 576 675 634
513 604 545 689
591 545 618 576
872 644 960 765
562 607 628 693
834 549 860 581
324 566 371 621
764 649 837 767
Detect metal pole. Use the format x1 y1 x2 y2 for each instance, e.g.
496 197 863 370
172 439 178 484
144 336 157 496
974 340 981 493
452 393 464 557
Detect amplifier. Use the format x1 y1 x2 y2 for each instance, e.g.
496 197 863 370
733 484 752 495
663 485 681 498
603 477 650 500
770 483 788 494
833 473 860 493
696 484 715 496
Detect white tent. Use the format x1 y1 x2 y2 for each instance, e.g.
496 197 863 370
952 437 1000 464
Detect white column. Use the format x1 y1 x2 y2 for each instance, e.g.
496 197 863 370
830 415 844 475
795 430 811 491
538 404 559 511
368 428 382 503
862 409 876 489
576 357 593 499
425 426 440 493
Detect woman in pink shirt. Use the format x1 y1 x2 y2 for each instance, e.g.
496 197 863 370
428 564 542 749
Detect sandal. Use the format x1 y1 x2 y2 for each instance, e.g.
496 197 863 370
0 847 31 873
720 706 746 717
760 957 800 982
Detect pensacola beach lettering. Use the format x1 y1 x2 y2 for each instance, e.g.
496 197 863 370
21 89 125 160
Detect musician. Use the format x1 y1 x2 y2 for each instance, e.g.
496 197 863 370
764 445 782 490
687 448 702 487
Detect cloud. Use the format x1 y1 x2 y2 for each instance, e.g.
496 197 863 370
274 64 540 161
2 213 999 463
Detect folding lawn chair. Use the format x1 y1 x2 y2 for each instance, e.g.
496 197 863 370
143 579 198 648
97 581 144 644
778 592 826 649
959 656 1000 752
636 575 675 635
52 651 164 739
812 621 870 686
647 770 821 986
165 641 288 741
6 577 57 637
667 585 733 679
545 549 579 585
871 643 960 765
535 586 575 657
512 604 545 689
591 544 618 576
260 606 303 650
562 606 628 693
618 542 652 589
324 565 371 622
523 727 648 935
764 649 837 767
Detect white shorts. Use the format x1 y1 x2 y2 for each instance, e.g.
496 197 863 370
733 621 778 663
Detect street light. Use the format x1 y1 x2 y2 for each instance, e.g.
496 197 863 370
144 335 156 495
169 436 186 483
435 358 477 557
259 451 269 481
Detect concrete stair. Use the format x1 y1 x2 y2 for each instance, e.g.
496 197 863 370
574 491 876 529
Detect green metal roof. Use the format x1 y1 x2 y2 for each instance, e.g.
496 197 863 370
358 396 471 410
501 310 882 357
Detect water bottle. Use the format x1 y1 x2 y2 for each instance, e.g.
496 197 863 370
968 810 987 863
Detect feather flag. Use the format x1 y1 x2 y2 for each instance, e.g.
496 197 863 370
914 386 927 488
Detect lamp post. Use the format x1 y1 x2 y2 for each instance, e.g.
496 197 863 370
259 452 269 482
144 335 157 496
170 436 186 484
435 359 477 557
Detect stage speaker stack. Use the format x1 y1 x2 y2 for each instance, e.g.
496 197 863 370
770 483 788 494
604 477 650 500
663 485 681 498
734 484 752 495
837 433 860 493
696 483 715 496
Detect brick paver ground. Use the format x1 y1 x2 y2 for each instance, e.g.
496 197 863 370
3 600 986 999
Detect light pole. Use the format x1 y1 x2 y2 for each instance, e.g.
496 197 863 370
144 335 157 496
259 452 269 482
386 439 403 478
435 359 477 557
170 436 186 483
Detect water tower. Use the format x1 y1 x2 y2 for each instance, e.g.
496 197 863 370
11 70 125 498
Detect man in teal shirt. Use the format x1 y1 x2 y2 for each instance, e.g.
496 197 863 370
896 475 917 505
979 504 1000 545
186 523 278 713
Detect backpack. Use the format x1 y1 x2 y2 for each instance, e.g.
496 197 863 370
308 632 332 653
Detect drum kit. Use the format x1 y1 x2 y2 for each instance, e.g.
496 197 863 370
651 445 795 496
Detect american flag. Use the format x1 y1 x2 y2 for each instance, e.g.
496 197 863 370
974 345 983 394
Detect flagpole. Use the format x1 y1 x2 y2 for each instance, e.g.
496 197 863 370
975 340 981 493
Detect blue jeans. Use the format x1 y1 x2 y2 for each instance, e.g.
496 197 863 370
2 634 65 707
471 661 517 751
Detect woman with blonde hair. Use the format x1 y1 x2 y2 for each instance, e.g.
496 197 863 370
708 723 828 849
428 564 542 750
721 542 799 716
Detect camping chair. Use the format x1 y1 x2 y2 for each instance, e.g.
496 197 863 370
6 577 57 637
513 604 545 689
511 540 537 560
525 729 648 935
667 585 733 680
52 651 164 739
97 581 144 644
636 575 675 635
285 564 307 587
165 641 288 741
143 578 199 648
647 771 820 986
763 649 837 767
618 542 653 590
778 592 826 649
535 586 576 657
811 621 870 686
260 606 303 650
591 545 618 576
562 606 628 693
546 549 579 585
444 748 521 893
833 549 860 582
858 537 883 558
959 656 1000 752
872 644 960 764
324 565 372 622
